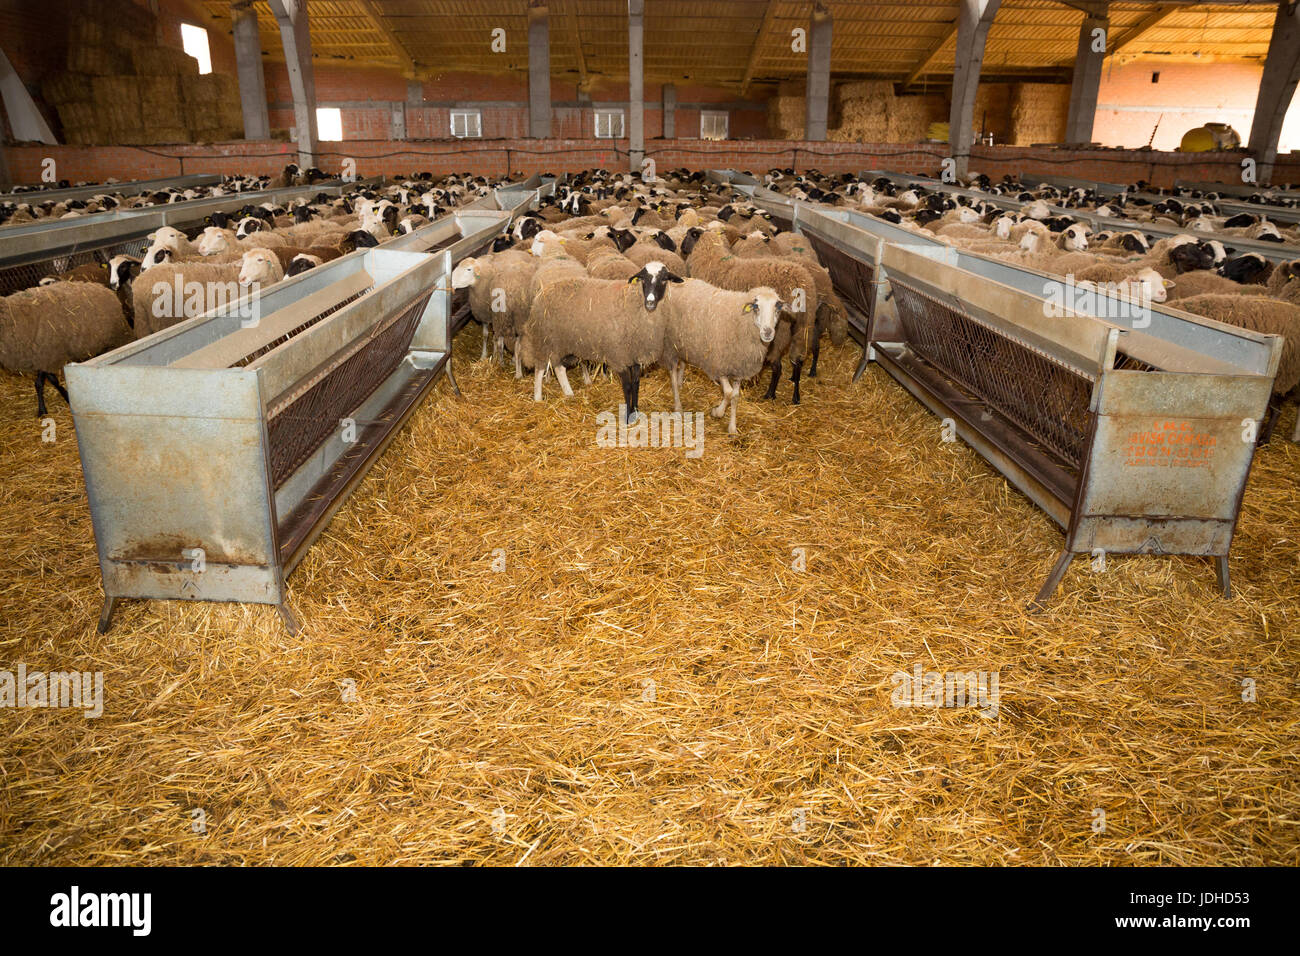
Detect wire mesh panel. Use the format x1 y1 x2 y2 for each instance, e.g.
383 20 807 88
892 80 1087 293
265 292 431 488
889 276 1096 471
802 229 876 324
0 234 153 296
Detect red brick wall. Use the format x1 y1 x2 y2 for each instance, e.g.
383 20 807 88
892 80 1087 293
7 138 1298 188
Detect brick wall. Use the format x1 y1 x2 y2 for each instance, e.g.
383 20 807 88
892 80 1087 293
7 138 1298 188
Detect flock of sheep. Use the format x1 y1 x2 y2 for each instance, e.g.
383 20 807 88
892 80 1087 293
3 162 1300 438
0 169 508 414
759 168 1300 431
450 168 849 433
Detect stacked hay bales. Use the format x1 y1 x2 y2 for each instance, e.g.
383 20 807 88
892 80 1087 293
972 83 1012 142
767 81 807 140
828 82 945 144
1010 83 1071 145
40 0 243 146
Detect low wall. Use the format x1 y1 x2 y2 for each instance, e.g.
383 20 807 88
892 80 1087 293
4 138 1297 189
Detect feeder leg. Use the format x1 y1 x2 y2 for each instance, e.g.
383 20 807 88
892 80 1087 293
1215 555 1232 600
96 596 119 635
276 602 301 636
445 355 461 397
1028 550 1076 612
853 342 871 383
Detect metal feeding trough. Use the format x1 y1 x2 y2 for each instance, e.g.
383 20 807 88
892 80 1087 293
66 247 459 634
0 178 373 296
785 202 1282 606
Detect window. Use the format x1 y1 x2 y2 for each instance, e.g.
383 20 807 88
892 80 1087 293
594 109 625 139
180 24 212 75
451 110 482 138
700 110 729 141
316 107 343 141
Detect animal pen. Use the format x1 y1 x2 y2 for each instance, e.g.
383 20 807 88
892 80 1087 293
739 187 1282 605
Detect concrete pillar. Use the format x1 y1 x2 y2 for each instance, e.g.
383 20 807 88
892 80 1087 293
406 80 422 105
662 83 676 139
628 0 645 172
231 1 270 141
391 102 406 140
948 0 1001 179
805 3 832 141
1247 0 1300 185
528 1 551 138
1064 9 1108 144
268 0 318 168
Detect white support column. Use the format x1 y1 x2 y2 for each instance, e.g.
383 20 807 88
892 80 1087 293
948 0 1001 179
528 1 551 138
1064 7 1108 144
662 83 676 138
231 1 270 141
628 0 645 172
805 2 832 142
1247 0 1300 185
0 47 56 144
268 0 318 168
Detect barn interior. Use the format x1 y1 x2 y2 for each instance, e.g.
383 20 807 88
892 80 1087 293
1 1 1298 867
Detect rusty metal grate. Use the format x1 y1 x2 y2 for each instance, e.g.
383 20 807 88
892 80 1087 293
231 286 373 368
889 276 1096 470
802 229 876 324
265 292 431 488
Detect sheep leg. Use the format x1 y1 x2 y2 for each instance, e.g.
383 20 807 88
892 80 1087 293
513 342 523 380
789 360 803 406
629 363 642 421
669 363 683 413
809 312 825 378
533 365 546 402
480 323 489 359
728 381 739 436
762 360 781 401
581 362 594 386
34 372 49 418
554 363 575 397
712 377 731 418
617 368 635 421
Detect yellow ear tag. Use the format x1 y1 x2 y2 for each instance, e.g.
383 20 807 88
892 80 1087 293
743 302 755 312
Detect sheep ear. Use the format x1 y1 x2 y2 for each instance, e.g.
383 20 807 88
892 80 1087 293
1164 279 1176 288
742 302 755 313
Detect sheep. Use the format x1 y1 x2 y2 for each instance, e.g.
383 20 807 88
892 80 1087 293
132 249 281 337
519 264 668 421
1010 220 1053 253
586 247 641 281
238 248 285 287
656 271 784 434
1073 263 1174 304
1172 296 1300 428
269 244 343 274
0 282 132 415
1217 253 1273 285
1165 269 1273 301
685 229 819 403
451 251 543 374
1265 259 1300 296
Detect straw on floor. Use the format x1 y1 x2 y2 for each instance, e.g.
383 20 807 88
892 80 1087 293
1 331 1297 865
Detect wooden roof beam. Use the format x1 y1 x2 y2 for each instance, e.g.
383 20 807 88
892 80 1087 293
1108 4 1182 57
356 0 419 78
904 20 959 88
740 0 778 95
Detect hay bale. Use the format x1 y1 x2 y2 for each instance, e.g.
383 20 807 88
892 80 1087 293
43 73 89 107
139 76 185 127
1011 83 1071 146
131 47 200 77
67 44 130 76
180 74 221 108
55 102 98 130
90 76 142 130
888 95 945 143
768 96 806 140
973 83 1012 142
835 80 894 108
68 19 107 47
137 127 190 145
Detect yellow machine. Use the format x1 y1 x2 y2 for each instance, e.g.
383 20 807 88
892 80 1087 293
1179 123 1242 152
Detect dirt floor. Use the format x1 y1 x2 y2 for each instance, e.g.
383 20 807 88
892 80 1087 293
1 331 1297 865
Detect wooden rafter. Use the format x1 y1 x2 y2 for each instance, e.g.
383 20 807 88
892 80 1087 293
1108 4 1181 56
356 0 418 77
904 20 959 88
566 0 589 90
740 0 777 95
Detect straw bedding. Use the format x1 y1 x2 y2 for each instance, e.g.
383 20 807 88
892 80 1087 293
0 332 1297 865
